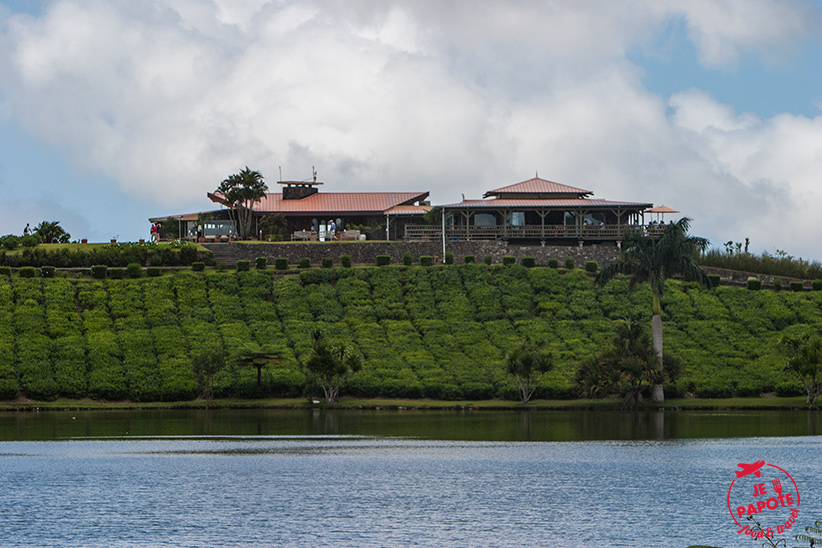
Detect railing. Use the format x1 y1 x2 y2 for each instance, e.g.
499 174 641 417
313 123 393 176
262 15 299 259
404 224 660 241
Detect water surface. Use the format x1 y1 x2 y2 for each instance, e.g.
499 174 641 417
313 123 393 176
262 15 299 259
0 409 819 548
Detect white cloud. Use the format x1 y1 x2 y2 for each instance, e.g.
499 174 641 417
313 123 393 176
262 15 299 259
667 0 818 66
0 0 820 255
668 90 822 254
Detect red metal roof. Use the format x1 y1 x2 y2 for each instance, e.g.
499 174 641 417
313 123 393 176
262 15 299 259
211 191 429 215
484 177 593 198
440 199 652 209
385 204 433 215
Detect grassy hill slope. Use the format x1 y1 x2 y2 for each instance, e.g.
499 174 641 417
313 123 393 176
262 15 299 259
1 264 818 402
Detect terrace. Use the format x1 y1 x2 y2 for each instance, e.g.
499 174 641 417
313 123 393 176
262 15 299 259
404 222 664 242
403 177 656 244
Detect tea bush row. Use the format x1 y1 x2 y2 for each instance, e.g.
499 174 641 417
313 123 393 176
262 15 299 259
1 266 818 401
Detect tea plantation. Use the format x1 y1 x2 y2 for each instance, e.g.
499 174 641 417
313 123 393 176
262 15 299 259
0 264 817 402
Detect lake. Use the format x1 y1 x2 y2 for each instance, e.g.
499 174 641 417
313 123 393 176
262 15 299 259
0 409 820 548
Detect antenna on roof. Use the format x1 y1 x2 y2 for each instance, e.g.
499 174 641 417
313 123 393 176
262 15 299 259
536 170 539 178
279 166 282 182
313 166 317 183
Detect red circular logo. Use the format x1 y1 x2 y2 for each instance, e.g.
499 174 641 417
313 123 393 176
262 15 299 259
727 461 801 539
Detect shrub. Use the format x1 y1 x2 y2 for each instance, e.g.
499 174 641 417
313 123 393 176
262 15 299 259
340 255 352 268
236 260 251 272
108 268 125 279
812 279 822 291
484 254 493 265
746 277 761 290
40 265 55 278
772 278 782 291
21 235 38 248
708 274 721 288
298 258 311 269
1 234 20 250
502 256 515 266
402 252 413 266
19 266 36 278
464 255 475 264
275 257 289 270
192 262 205 272
444 252 454 265
322 257 333 268
564 257 575 269
0 266 11 277
91 265 108 279
255 257 267 270
179 243 198 265
522 256 536 268
126 263 142 278
376 255 390 266
547 258 559 269
585 261 598 273
300 268 336 285
146 266 161 277
790 281 804 292
420 256 433 267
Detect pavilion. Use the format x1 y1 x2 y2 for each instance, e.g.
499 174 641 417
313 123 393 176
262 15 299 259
403 177 654 244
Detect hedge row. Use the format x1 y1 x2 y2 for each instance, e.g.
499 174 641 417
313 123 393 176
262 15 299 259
0 242 211 268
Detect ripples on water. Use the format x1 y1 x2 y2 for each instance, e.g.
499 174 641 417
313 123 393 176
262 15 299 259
1 435 820 548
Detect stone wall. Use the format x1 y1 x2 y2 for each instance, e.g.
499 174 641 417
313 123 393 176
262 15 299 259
204 240 620 267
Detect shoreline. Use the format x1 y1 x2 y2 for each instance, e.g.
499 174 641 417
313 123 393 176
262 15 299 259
0 396 816 412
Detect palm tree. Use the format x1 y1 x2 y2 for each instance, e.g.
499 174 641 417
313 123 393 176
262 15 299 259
304 330 362 403
575 317 682 405
34 221 71 243
506 339 553 405
216 167 268 240
596 217 709 402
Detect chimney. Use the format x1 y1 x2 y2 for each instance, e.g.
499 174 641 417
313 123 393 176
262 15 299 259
282 183 319 200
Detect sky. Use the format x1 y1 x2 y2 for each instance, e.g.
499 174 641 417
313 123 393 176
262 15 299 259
0 0 820 259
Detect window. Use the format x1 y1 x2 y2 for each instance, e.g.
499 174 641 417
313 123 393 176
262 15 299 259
506 212 524 226
473 213 496 226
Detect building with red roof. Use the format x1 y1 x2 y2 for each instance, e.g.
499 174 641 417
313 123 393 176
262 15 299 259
404 177 654 244
151 179 431 241
150 175 659 244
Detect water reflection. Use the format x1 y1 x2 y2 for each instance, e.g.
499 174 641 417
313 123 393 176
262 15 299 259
0 408 819 441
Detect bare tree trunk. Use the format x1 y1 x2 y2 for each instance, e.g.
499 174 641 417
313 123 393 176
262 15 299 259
651 314 664 403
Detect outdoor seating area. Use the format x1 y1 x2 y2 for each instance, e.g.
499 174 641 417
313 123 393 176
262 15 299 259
340 230 361 241
291 230 315 241
291 229 363 241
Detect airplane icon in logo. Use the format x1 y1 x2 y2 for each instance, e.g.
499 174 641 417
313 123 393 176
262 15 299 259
735 460 766 478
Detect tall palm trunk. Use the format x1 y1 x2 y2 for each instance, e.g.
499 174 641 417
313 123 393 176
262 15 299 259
651 294 664 402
